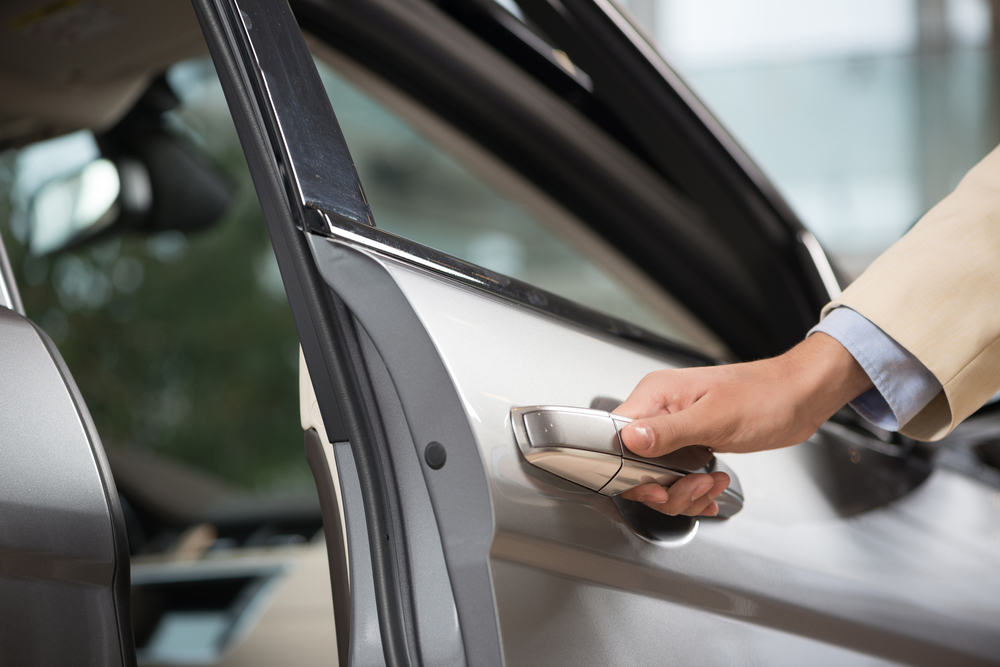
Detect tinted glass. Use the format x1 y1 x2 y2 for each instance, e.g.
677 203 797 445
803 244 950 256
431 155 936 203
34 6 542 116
312 57 722 355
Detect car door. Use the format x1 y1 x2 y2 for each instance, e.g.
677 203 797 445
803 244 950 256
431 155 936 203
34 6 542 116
192 0 1000 665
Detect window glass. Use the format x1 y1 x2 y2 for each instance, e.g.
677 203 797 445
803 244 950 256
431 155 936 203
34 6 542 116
0 63 309 531
620 0 999 279
312 58 721 355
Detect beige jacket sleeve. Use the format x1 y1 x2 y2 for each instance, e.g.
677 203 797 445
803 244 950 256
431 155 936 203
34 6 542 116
821 144 1000 441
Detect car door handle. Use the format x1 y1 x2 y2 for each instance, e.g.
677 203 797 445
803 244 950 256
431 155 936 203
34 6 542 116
511 406 743 518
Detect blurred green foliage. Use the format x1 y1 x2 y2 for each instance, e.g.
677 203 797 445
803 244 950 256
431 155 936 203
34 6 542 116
0 68 307 494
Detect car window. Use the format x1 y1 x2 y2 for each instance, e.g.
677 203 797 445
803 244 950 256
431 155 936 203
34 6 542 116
0 66 313 551
308 52 727 358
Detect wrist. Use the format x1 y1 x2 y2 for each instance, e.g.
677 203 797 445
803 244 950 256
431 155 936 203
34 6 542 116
783 333 873 425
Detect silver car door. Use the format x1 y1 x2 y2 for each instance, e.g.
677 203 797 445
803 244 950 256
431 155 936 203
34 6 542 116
308 228 1000 667
191 1 1000 666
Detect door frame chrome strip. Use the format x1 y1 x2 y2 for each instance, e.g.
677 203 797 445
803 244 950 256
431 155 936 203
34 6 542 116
308 207 714 366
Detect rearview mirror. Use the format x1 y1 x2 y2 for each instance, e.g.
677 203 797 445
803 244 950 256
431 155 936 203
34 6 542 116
24 75 233 256
28 158 139 256
26 127 232 257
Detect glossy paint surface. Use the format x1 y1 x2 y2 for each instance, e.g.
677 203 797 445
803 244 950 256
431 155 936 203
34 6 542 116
0 308 125 665
372 251 1000 666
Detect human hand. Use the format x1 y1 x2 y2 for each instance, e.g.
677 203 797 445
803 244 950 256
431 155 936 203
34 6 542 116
613 333 872 516
618 470 731 517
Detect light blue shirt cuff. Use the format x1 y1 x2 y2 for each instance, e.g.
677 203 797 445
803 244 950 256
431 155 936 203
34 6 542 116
808 307 942 431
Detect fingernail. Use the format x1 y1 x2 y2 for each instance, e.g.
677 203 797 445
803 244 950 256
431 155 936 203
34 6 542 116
626 423 654 451
691 481 714 501
639 493 667 505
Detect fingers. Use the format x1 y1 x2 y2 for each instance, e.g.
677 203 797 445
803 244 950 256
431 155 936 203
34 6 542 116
681 489 719 517
690 472 729 517
620 482 668 505
654 473 718 516
707 471 730 497
621 472 730 517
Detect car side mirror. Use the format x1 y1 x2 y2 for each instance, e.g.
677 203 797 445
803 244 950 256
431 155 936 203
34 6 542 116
0 306 135 664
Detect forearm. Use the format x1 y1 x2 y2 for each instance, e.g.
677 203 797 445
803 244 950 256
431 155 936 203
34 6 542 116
782 332 875 432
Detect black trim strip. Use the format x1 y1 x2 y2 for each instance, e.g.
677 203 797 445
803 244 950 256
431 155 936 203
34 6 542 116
188 1 412 665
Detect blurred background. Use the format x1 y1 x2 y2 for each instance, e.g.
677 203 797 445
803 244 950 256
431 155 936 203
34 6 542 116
0 61 309 500
1 0 998 504
621 0 1000 277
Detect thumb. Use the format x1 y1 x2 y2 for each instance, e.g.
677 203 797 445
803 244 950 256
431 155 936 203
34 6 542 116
620 407 711 457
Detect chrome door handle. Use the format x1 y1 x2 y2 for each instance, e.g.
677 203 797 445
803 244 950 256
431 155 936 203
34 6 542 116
511 406 743 518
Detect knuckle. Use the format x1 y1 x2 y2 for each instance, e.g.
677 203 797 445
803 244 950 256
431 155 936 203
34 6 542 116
662 496 688 516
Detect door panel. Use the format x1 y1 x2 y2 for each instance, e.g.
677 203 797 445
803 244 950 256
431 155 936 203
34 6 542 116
319 239 1000 666
490 560 908 667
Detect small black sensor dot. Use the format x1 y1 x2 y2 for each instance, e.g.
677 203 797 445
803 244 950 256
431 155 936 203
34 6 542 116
424 441 446 470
